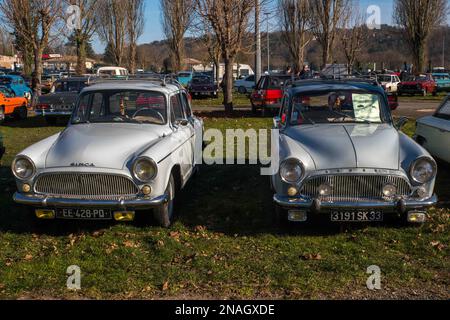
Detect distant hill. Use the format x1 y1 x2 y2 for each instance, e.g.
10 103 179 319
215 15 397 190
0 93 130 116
133 25 450 72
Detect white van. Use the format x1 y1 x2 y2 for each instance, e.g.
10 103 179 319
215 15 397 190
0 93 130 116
97 67 129 77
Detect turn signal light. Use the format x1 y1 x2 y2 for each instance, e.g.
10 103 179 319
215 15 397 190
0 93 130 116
407 211 426 223
35 209 55 220
288 210 307 222
114 211 135 222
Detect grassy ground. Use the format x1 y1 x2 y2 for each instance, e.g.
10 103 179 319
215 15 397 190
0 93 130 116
0 114 448 300
191 92 251 107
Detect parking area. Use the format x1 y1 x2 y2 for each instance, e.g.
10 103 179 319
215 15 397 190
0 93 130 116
0 97 448 300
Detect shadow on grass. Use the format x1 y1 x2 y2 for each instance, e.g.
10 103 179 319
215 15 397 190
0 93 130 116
0 116 68 129
2 161 447 237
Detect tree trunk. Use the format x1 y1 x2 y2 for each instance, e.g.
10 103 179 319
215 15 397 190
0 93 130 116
223 57 234 113
129 42 137 74
76 37 87 75
414 41 426 73
23 48 33 76
32 47 43 96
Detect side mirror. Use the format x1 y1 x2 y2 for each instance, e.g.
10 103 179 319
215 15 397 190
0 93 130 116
273 116 281 129
177 119 189 126
395 117 408 130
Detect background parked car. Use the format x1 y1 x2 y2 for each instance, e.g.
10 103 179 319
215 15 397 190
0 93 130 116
0 75 32 103
34 77 92 125
378 74 401 93
0 86 28 122
414 95 450 163
234 74 256 94
177 71 193 87
96 66 129 78
250 74 291 116
432 72 450 92
398 74 437 96
188 75 218 99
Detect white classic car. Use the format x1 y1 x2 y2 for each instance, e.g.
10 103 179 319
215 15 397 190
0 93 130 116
272 79 438 225
414 95 450 163
12 78 203 227
378 74 401 93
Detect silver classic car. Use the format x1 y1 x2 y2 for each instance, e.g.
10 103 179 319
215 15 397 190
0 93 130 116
12 78 203 227
272 80 438 224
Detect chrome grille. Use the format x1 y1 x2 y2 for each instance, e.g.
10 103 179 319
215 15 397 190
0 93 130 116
34 173 139 200
301 175 412 202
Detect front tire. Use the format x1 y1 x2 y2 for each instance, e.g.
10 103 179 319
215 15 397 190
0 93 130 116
238 86 247 94
153 174 176 228
15 105 28 120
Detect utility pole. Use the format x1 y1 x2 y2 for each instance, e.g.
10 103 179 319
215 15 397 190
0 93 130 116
255 0 261 85
265 12 270 73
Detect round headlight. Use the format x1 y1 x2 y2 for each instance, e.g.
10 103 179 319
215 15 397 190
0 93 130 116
12 156 35 180
410 157 436 184
133 157 157 182
280 159 304 183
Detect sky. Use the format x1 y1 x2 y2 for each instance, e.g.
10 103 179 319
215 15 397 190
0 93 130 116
92 0 445 54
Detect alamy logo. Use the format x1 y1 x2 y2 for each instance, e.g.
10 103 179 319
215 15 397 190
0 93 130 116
66 5 81 31
366 5 381 30
66 265 81 290
366 265 381 290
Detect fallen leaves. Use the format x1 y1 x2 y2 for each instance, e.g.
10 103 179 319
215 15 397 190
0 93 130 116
162 281 169 291
300 253 322 261
430 241 445 251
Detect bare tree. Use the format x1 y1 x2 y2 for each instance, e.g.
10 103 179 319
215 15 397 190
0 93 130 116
195 0 255 112
394 0 448 73
161 0 195 73
0 0 62 95
126 0 145 74
309 0 349 68
97 0 128 67
278 0 313 73
64 0 99 75
341 7 367 74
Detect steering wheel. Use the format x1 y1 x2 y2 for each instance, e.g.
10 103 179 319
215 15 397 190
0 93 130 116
132 108 165 123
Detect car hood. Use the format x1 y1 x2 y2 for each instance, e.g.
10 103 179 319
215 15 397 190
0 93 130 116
285 124 400 170
45 123 166 169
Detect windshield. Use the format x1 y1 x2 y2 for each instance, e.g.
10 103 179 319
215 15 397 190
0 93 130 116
290 91 385 125
178 73 191 78
0 77 12 85
72 90 167 125
54 81 86 93
192 76 212 84
378 76 392 82
0 87 14 97
434 74 450 80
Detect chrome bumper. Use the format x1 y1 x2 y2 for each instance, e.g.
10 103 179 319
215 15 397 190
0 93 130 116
13 192 168 209
35 110 72 116
273 194 438 213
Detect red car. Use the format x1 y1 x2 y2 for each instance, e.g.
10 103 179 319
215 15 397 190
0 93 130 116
250 75 291 116
398 74 437 96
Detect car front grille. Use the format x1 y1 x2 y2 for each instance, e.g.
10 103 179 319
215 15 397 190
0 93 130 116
301 175 412 202
34 173 139 200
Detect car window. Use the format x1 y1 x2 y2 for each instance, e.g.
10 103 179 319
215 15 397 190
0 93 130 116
256 77 265 90
279 95 289 126
290 91 384 125
180 92 192 118
436 99 450 118
247 75 255 82
72 90 167 125
266 76 291 89
171 94 185 123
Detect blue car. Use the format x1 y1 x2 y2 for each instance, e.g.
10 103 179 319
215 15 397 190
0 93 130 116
0 75 32 102
177 71 193 87
432 73 450 92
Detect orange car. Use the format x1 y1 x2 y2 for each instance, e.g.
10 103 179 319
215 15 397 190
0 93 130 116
0 86 28 122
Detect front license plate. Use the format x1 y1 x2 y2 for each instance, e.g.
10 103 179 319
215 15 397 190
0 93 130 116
331 210 383 222
56 208 112 220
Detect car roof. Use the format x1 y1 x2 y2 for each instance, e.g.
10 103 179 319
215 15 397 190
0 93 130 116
82 80 181 94
287 80 385 95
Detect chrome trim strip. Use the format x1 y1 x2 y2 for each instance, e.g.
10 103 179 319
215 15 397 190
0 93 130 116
14 192 168 209
273 194 438 211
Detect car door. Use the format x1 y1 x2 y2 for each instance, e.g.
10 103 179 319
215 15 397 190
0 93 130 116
180 91 202 167
170 93 194 181
418 98 450 161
